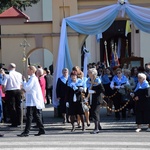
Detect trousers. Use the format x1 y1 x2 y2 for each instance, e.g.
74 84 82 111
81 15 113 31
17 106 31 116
6 90 22 126
24 106 44 134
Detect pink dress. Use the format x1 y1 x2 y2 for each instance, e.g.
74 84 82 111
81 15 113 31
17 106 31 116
0 85 5 98
39 75 46 103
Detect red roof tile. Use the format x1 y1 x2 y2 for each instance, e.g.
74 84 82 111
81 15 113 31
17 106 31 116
0 6 30 20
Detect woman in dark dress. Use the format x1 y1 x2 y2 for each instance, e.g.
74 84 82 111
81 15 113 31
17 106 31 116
86 68 105 134
56 68 69 123
131 73 150 132
110 68 130 120
72 66 90 127
123 69 136 117
131 67 138 86
66 71 86 132
102 67 114 116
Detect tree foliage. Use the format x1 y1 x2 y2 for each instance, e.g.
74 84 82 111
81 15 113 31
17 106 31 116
0 0 40 13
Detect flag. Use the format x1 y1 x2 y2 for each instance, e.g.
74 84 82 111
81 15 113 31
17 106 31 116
96 33 102 42
104 49 109 68
125 20 131 37
114 43 120 66
110 50 115 68
117 38 121 59
110 50 120 68
114 51 120 66
110 40 115 68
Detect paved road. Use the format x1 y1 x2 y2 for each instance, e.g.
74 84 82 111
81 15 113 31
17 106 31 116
0 104 150 150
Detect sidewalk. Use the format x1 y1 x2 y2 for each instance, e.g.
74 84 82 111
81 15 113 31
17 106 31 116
0 104 149 150
42 104 138 132
0 104 140 133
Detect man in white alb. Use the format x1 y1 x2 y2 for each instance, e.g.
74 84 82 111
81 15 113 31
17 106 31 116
17 65 45 137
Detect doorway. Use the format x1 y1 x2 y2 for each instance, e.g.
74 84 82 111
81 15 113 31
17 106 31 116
100 20 131 68
28 48 53 69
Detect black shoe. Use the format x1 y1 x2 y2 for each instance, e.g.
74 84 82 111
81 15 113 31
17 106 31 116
63 119 67 124
0 134 4 137
34 131 45 136
71 126 75 132
17 132 29 137
67 119 71 123
99 125 102 130
87 123 90 127
82 128 85 132
32 125 38 128
8 125 18 127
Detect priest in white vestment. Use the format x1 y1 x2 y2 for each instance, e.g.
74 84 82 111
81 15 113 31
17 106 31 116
17 66 45 137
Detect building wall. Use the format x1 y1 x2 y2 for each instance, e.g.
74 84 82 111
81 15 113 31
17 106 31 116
42 0 53 68
23 0 53 69
86 35 100 64
1 23 52 73
78 0 150 65
140 31 150 64
52 0 80 67
23 0 43 21
42 0 52 21
1 0 150 72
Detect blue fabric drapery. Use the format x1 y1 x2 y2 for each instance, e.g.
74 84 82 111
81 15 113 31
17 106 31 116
125 5 150 33
66 4 120 35
53 0 150 107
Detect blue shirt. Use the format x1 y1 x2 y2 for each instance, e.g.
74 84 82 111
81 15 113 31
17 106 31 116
134 80 150 92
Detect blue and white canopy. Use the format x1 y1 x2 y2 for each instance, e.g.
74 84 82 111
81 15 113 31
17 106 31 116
53 0 150 107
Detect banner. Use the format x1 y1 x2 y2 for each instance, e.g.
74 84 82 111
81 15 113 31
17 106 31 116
125 20 131 37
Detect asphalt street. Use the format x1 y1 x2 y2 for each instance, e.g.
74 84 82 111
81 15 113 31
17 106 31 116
0 104 150 150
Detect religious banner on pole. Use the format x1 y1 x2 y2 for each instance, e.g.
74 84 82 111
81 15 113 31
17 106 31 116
114 43 120 66
104 41 110 68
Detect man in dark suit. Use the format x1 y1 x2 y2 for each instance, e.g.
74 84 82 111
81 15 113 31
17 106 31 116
44 70 53 104
49 63 53 75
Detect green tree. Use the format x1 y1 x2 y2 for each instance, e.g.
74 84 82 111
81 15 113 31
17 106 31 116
0 0 40 13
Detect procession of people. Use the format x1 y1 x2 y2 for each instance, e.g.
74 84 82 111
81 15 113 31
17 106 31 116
0 61 150 138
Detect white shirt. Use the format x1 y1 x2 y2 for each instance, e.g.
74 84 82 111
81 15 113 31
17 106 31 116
23 74 45 109
2 70 22 91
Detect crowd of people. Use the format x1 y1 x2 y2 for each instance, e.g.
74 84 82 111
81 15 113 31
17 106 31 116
56 62 150 133
0 61 150 137
0 63 53 137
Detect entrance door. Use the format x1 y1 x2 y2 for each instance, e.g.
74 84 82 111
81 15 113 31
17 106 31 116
100 20 131 68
